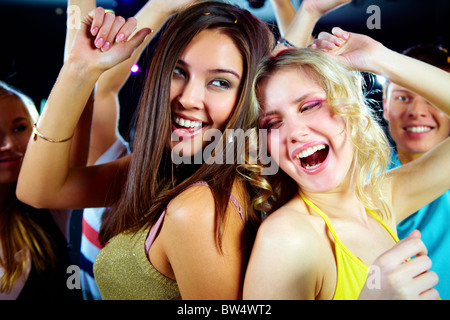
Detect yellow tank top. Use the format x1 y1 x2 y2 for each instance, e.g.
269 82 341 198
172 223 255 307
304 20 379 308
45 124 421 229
299 192 399 300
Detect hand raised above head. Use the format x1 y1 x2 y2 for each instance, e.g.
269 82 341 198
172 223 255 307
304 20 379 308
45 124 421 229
310 27 385 74
67 7 152 73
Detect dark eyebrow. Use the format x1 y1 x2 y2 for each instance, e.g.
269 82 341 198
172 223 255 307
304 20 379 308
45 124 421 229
211 68 241 80
13 117 29 123
177 60 241 80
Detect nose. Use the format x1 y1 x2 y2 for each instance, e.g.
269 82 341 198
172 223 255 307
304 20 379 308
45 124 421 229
0 133 14 151
407 97 430 119
287 117 310 144
178 78 204 110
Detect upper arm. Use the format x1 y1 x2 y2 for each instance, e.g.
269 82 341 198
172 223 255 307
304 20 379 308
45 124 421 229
243 211 322 300
388 138 450 223
18 154 131 210
161 185 246 299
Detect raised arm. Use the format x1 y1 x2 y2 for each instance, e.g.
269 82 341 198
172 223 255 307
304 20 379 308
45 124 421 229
16 9 150 209
275 0 351 49
312 27 450 222
65 0 96 168
269 0 296 36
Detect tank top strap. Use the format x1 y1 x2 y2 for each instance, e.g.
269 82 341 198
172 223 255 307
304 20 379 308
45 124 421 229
299 191 399 243
299 191 340 242
365 209 399 242
145 181 244 253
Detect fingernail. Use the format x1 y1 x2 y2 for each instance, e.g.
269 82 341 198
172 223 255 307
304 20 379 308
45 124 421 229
336 38 345 45
95 37 104 48
91 26 99 36
116 33 125 42
102 41 111 51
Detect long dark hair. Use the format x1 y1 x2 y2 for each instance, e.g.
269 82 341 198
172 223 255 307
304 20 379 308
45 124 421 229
99 1 274 249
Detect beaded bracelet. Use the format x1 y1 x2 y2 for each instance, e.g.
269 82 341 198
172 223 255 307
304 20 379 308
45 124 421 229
33 123 73 143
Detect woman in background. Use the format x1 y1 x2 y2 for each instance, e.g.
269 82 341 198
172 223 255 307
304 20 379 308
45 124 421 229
0 82 74 299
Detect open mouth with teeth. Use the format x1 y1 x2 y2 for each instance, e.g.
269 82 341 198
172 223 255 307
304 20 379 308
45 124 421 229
404 126 432 133
296 144 329 170
173 116 204 130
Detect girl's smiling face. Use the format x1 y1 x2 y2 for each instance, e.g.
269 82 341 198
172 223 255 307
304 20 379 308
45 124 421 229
169 29 243 158
258 66 355 193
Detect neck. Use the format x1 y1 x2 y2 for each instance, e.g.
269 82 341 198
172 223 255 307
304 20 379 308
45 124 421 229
299 165 366 220
396 147 423 164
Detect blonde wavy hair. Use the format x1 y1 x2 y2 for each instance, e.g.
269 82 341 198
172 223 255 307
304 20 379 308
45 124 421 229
244 48 392 219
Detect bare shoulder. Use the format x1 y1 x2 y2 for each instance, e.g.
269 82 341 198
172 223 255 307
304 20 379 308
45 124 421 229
245 199 327 299
165 183 216 225
257 204 322 253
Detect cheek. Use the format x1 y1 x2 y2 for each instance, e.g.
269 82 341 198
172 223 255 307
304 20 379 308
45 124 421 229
20 132 32 151
266 131 282 163
210 99 236 129
169 83 179 103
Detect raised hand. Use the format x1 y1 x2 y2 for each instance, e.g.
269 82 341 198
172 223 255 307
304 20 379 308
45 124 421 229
67 7 152 73
310 26 385 73
359 230 440 300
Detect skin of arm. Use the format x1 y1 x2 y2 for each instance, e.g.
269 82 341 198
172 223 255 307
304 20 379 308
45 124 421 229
16 2 198 209
65 0 96 167
269 0 296 36
16 9 150 209
276 0 351 48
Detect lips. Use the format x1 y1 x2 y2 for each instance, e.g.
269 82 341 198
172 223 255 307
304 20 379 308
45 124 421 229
0 155 23 166
293 143 329 172
171 114 207 139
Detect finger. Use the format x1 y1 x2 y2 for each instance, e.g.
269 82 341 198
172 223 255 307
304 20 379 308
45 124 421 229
317 31 345 47
115 17 139 43
396 255 433 281
376 237 427 268
95 11 115 49
403 229 421 240
310 39 337 52
102 15 127 50
126 27 152 49
418 287 440 300
413 271 439 299
90 7 105 36
331 26 350 41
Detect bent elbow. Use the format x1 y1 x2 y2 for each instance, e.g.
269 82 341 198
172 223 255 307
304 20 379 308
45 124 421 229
16 184 48 209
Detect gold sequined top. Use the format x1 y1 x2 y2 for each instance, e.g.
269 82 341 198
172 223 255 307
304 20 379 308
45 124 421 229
93 226 180 300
